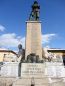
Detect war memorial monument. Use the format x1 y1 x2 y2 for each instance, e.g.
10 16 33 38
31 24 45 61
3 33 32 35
0 1 65 86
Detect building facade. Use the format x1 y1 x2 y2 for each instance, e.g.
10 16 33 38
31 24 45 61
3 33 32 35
0 50 17 62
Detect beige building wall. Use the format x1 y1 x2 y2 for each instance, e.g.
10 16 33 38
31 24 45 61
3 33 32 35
48 52 63 56
25 21 42 60
0 51 17 62
0 53 3 62
48 50 65 56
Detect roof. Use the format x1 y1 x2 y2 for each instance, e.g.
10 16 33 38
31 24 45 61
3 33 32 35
0 50 17 56
47 48 65 53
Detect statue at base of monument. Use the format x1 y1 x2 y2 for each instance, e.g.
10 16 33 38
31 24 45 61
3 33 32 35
27 53 37 63
29 1 40 21
17 44 25 62
26 53 44 63
42 48 63 62
42 48 52 62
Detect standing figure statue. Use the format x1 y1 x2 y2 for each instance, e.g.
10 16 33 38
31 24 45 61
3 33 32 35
29 1 40 21
17 44 25 62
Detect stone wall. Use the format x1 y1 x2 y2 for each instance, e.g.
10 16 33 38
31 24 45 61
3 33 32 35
0 62 19 77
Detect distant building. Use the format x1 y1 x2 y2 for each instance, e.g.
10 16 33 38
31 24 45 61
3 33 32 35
47 48 65 65
0 48 65 63
0 50 17 62
47 48 65 58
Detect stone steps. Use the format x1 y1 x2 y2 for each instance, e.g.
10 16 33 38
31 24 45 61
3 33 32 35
13 77 49 85
12 77 65 86
0 77 65 86
0 77 16 86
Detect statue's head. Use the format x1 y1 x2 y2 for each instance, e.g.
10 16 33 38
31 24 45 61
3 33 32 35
34 1 38 4
18 44 22 49
32 1 40 9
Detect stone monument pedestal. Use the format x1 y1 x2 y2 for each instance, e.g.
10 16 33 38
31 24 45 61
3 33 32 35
25 21 42 60
12 63 65 86
21 63 45 78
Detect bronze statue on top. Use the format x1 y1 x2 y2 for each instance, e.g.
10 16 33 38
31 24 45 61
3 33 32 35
29 1 40 21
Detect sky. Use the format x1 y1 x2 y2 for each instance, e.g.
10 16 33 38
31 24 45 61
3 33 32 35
0 0 65 51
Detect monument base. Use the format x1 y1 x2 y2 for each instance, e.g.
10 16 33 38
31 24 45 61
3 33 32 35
0 62 65 86
21 63 45 78
21 63 65 78
13 62 65 86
